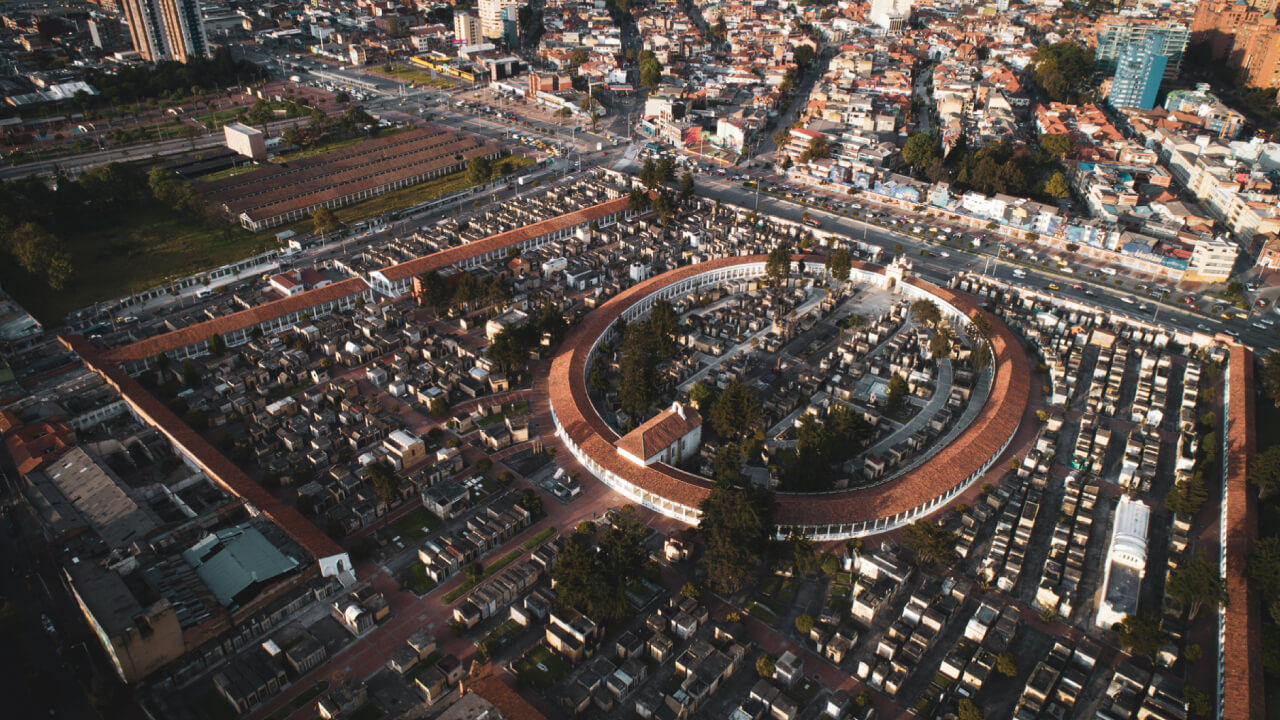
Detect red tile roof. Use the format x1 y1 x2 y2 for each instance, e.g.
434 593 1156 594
548 255 1031 527
1222 346 1261 720
375 195 630 284
465 675 548 720
4 417 74 476
105 278 371 364
61 335 345 563
616 402 702 462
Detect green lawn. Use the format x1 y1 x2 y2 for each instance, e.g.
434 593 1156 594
269 154 534 239
288 680 329 710
195 164 259 183
512 644 570 689
477 400 534 427
441 525 555 603
481 618 524 649
405 563 437 595
5 140 529 328
270 126 414 164
745 600 780 625
521 526 557 551
0 207 272 326
394 506 443 540
194 106 246 127
377 65 458 88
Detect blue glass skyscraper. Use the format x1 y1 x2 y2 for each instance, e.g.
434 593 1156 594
1106 34 1171 110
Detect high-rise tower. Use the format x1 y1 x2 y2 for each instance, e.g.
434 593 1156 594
121 0 209 63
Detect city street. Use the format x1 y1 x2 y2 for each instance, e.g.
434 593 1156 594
688 174 1280 351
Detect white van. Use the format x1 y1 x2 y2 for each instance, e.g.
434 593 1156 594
196 288 215 299
1101 267 1118 276
1012 268 1027 279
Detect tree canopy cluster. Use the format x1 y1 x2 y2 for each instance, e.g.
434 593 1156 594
765 246 793 285
951 140 1051 199
551 505 649 621
825 247 851 282
707 378 762 441
775 404 873 491
1262 350 1280 408
84 48 266 105
1166 557 1228 620
0 163 228 292
1248 537 1280 627
902 133 942 170
639 50 663 90
901 520 958 566
799 136 829 164
1248 445 1280 497
699 477 776 595
1030 42 1094 104
618 299 681 420
487 301 569 373
639 157 676 189
1114 614 1165 659
416 269 510 313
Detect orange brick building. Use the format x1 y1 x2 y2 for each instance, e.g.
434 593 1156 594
1192 0 1280 88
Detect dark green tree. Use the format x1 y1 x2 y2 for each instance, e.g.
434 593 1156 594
825 247 851 282
1045 172 1071 200
311 206 339 238
765 246 792 285
709 379 761 440
910 299 941 327
886 373 909 413
1039 133 1071 158
1167 558 1228 620
900 520 957 566
699 478 775 595
1165 472 1209 515
902 132 941 170
467 156 493 185
1262 350 1280 407
688 381 712 410
369 461 400 514
1114 614 1165 659
1030 42 1094 103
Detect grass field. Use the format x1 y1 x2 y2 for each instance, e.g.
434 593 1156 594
0 208 270 326
4 147 531 328
270 154 534 239
271 126 415 164
378 65 457 88
195 163 259 183
394 506 442 540
193 107 244 127
512 644 570 689
406 563 437 595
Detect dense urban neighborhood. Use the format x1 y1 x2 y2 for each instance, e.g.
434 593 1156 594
0 1 1279 720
